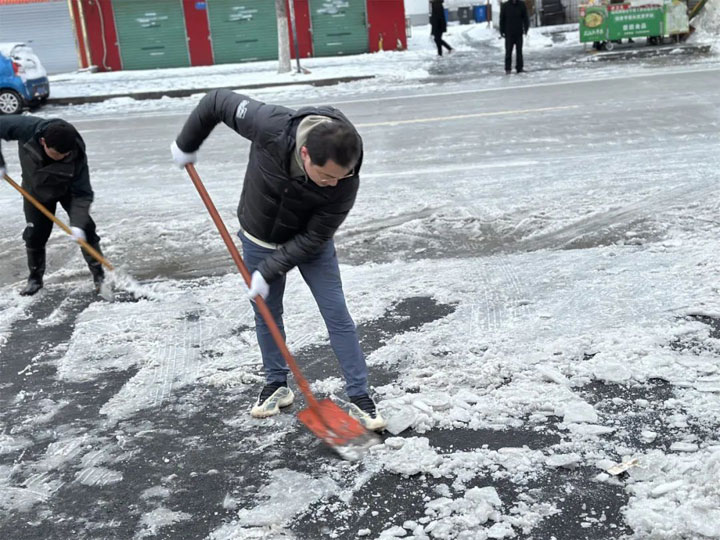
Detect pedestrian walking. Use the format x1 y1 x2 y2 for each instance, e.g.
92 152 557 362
430 0 454 56
170 90 386 430
500 0 530 74
0 116 105 296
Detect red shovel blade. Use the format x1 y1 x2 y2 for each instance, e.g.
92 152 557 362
298 399 381 461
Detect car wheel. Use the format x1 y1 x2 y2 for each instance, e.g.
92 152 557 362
0 89 23 115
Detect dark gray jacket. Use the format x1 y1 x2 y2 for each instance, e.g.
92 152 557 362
175 90 363 282
0 116 93 228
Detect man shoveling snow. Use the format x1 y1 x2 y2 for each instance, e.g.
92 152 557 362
171 90 386 431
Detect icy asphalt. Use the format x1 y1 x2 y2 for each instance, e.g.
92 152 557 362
2 36 720 540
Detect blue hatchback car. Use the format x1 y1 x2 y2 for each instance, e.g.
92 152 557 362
0 43 50 115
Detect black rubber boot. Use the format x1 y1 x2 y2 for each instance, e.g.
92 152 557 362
20 248 45 296
82 243 105 292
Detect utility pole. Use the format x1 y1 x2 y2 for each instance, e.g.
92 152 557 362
287 0 306 74
275 0 291 73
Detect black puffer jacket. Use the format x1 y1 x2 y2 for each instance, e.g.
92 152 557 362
175 90 363 282
500 0 530 36
0 116 93 228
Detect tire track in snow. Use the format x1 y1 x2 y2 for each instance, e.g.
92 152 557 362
461 258 530 336
147 301 255 410
152 313 203 409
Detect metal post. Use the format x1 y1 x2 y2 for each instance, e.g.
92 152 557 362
287 0 303 74
276 0 291 73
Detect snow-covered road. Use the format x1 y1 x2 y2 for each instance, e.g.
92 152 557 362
1 41 720 540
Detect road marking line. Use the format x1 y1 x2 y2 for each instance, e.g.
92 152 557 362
356 105 579 127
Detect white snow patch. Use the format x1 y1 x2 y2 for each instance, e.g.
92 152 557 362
562 401 599 424
379 437 443 476
625 449 720 538
236 469 338 527
546 453 582 469
74 466 123 486
135 507 192 538
0 290 32 354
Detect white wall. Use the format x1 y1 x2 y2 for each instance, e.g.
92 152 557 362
0 1 79 75
441 0 493 8
405 0 499 16
404 0 500 27
405 0 430 15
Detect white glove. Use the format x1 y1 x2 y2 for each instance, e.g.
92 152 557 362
70 226 86 243
170 141 197 168
247 271 269 301
0 166 6 179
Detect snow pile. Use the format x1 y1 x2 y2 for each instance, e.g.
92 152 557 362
0 292 31 354
236 469 339 527
624 448 720 538
371 439 556 537
380 437 443 476
367 244 718 436
420 487 508 539
48 41 435 99
691 0 720 44
136 507 192 538
461 22 573 52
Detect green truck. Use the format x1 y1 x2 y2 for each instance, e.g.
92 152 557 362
579 0 690 50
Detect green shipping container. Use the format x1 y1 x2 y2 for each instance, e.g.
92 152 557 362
112 1 190 70
309 0 368 57
207 0 278 64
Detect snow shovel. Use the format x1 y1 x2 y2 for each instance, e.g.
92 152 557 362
3 172 113 271
184 164 379 460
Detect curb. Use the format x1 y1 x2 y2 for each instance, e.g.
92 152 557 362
47 75 375 106
590 43 711 60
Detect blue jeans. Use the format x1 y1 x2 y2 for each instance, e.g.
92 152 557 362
239 233 368 398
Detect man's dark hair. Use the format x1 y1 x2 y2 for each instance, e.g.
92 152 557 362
305 121 361 168
43 122 78 154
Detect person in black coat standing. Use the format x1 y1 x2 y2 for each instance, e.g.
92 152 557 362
500 0 530 74
430 0 453 56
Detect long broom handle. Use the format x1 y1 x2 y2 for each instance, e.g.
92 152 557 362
3 173 114 271
184 164 320 410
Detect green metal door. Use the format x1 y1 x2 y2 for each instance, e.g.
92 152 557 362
207 0 278 64
112 1 190 70
309 0 368 57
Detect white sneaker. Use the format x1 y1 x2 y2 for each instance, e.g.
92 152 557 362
251 384 294 418
348 394 387 431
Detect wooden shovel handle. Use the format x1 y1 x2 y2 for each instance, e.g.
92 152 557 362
184 164 320 410
3 173 113 271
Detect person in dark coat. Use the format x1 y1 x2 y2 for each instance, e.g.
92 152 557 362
500 0 530 74
0 116 105 296
430 0 453 56
170 90 385 431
